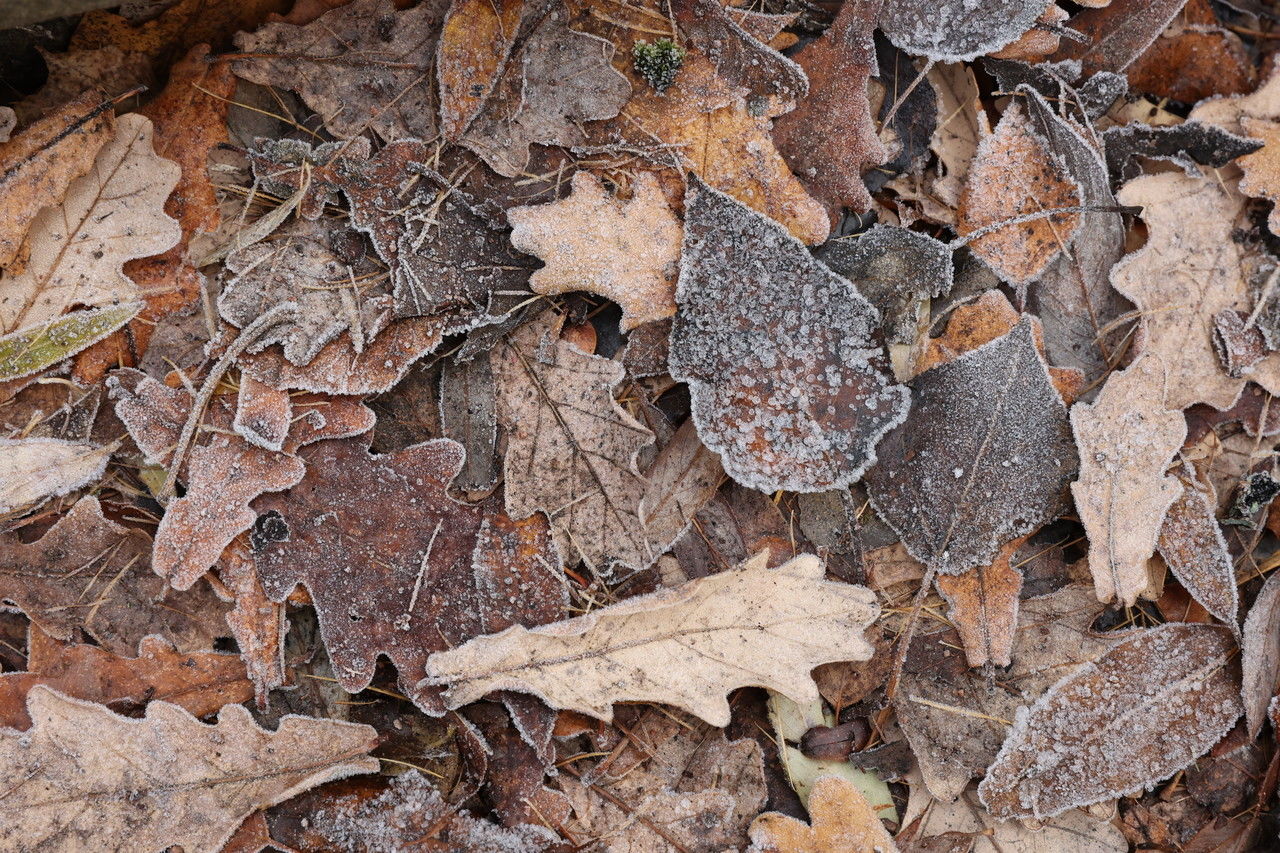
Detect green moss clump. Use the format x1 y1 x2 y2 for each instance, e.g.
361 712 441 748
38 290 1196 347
633 38 686 95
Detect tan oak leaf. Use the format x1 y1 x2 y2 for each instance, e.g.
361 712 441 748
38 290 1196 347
424 552 879 726
748 774 898 853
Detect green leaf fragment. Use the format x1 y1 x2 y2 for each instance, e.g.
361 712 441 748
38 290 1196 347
0 302 143 382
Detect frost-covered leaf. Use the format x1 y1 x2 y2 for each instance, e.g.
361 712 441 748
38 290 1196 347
1158 460 1239 629
0 301 141 384
748 775 898 853
0 437 112 513
1070 355 1186 606
669 176 909 493
0 686 377 853
0 112 179 336
491 312 657 574
251 436 566 713
425 553 878 727
233 0 444 143
956 100 1082 291
866 319 1078 575
772 0 882 220
0 88 113 270
636 417 726 562
878 0 1056 63
1242 570 1280 740
436 0 524 141
0 497 231 655
979 623 1242 820
439 355 499 494
1102 121 1262 182
1049 0 1196 77
507 171 681 331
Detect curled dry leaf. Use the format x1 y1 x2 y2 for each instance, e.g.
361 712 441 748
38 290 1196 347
0 88 114 270
0 437 113 514
669 176 909 493
1241 570 1280 740
748 774 898 853
0 631 252 730
956 100 1082 292
0 497 232 655
0 686 378 853
425 552 879 727
878 0 1056 63
492 312 657 574
867 319 1078 575
233 0 445 143
1157 460 1238 629
507 171 681 331
979 623 1242 820
1070 355 1186 606
0 112 180 340
251 436 566 713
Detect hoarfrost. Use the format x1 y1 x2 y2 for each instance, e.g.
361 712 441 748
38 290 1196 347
878 0 1056 63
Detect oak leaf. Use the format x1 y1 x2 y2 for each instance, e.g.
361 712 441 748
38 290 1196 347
980 623 1242 819
424 552 879 727
233 0 445 144
748 774 898 853
507 171 681 331
0 112 180 342
866 319 1078 575
669 176 909 493
251 436 566 713
0 630 252 730
1070 355 1186 606
0 686 377 853
0 88 114 270
436 0 524 140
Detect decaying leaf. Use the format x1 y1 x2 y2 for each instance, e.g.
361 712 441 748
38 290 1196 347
934 536 1025 669
1242 571 1280 740
956 100 1082 291
0 88 114 270
867 319 1078 575
233 0 445 143
1157 461 1239 629
507 171 681 331
878 0 1056 62
1070 355 1186 606
492 312 657 574
980 623 1242 819
0 630 252 730
0 686 377 853
669 176 910 493
251 436 566 712
439 354 499 493
0 437 113 513
0 497 232 655
425 552 879 726
0 112 180 338
748 774 898 853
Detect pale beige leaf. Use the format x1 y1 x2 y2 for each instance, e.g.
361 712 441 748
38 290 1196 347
0 437 112 513
0 113 180 336
1070 355 1186 606
928 62 982 211
636 417 725 561
1242 570 1280 740
1 686 378 853
748 775 898 853
508 172 681 331
425 553 878 726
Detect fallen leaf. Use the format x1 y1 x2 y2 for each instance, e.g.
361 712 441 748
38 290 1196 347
439 354 499 493
233 375 292 452
11 47 153 126
1157 460 1239 629
1070 355 1186 606
980 623 1242 819
425 552 879 726
636 417 726 564
1049 0 1190 77
748 774 898 853
0 88 114 270
491 312 657 574
507 171 681 331
217 536 286 708
251 436 566 712
866 319 1078 575
1102 121 1261 183
878 0 1057 63
233 0 445 143
0 497 232 655
669 176 909 493
71 0 290 66
0 686 377 853
0 303 143 383
956 99 1082 291
0 629 252 730
435 0 525 141
0 437 113 513
934 536 1026 668
926 62 982 212
1124 0 1254 104
1241 570 1280 740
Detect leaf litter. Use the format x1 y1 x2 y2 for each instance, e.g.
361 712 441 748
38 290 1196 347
4 1 1280 849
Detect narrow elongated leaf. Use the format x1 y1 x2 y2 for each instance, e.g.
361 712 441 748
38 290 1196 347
1158 461 1238 629
1242 571 1280 739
